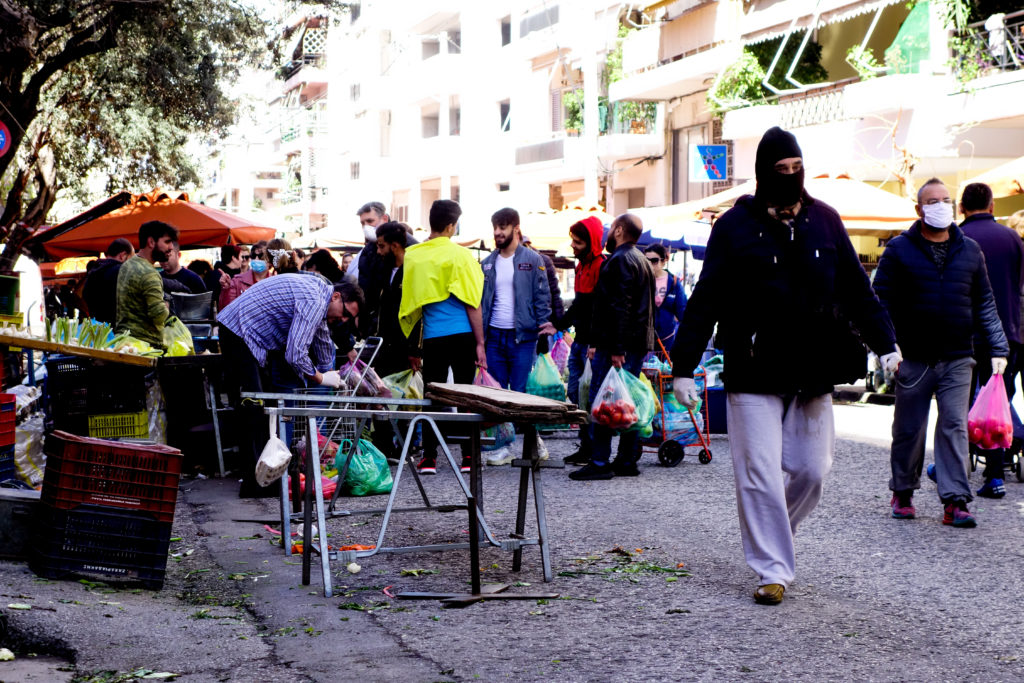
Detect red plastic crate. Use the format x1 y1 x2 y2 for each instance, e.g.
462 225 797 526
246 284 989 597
42 431 183 523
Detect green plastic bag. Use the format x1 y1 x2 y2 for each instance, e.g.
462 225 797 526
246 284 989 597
526 353 567 402
335 439 393 496
620 369 658 435
162 316 194 356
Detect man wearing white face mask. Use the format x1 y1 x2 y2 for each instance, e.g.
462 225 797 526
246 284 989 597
874 177 1008 529
350 201 390 335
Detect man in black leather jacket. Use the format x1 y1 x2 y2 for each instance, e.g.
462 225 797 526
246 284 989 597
569 212 655 481
874 177 1008 529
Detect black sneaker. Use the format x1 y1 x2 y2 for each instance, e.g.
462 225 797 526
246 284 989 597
611 459 640 477
417 455 437 475
564 449 590 466
568 462 614 481
461 455 471 473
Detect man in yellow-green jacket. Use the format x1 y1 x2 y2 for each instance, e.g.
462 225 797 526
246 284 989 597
116 221 177 349
399 199 484 475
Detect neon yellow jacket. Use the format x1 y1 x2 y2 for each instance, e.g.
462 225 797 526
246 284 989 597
399 236 484 337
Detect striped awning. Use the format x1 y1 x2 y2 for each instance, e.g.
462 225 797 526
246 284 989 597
742 0 905 45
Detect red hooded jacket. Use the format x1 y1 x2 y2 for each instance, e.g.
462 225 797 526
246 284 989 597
554 216 605 344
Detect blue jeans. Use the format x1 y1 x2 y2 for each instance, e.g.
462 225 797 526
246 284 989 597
486 327 537 393
567 341 592 453
588 349 647 466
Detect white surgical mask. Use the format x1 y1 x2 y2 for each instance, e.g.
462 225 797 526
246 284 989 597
921 202 954 229
363 226 377 243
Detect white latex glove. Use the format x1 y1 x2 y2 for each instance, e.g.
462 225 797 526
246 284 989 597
319 370 343 388
673 377 699 409
880 345 903 375
992 357 1008 375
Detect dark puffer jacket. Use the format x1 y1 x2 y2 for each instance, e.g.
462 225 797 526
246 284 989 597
591 242 656 355
671 194 897 396
873 221 1008 363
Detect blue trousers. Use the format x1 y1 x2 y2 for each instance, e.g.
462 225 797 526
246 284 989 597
485 327 537 393
567 341 592 453
588 349 647 466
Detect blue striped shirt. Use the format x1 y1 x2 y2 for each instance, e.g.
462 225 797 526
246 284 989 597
217 273 335 380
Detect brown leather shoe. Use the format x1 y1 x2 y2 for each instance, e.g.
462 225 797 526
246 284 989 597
753 583 785 605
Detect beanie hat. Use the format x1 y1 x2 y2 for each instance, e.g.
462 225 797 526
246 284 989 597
754 126 802 182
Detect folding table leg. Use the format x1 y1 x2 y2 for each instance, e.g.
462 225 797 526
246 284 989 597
512 425 536 572
531 464 553 582
208 377 226 478
307 416 333 598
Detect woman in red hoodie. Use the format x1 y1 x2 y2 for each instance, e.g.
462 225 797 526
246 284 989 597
553 216 605 465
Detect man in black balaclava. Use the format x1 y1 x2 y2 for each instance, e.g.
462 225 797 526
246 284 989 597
669 126 900 605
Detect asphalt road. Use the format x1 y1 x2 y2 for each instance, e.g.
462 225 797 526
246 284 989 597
4 401 1024 682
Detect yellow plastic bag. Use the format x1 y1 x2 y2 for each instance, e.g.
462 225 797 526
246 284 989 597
162 316 194 356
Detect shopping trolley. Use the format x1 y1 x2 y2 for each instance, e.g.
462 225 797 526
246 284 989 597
639 338 713 467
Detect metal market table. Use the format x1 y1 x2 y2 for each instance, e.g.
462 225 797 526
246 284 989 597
242 389 582 603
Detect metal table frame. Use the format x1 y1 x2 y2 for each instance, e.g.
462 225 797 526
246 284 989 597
241 392 560 599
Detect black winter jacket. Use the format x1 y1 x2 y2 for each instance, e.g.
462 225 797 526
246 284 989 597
873 221 1008 363
671 194 897 396
83 258 122 324
591 242 656 355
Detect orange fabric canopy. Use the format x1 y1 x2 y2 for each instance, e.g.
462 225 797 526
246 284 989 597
37 190 278 260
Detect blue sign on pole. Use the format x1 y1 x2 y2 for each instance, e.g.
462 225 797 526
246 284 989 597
688 144 728 182
0 120 10 158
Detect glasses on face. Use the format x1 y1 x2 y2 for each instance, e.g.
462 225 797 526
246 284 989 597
242 255 251 261
647 257 662 265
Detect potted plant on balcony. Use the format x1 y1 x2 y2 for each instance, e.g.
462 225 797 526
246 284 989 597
562 89 584 135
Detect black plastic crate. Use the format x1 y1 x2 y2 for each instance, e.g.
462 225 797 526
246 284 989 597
29 504 172 590
0 444 15 482
45 356 153 423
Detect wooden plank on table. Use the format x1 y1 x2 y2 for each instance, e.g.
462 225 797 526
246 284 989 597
0 333 157 367
426 383 588 424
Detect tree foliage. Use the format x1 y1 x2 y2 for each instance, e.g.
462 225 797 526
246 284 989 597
0 0 269 268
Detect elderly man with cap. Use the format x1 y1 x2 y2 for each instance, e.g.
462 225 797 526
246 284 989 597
670 127 900 605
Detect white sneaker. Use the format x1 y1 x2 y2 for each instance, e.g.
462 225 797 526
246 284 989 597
536 437 549 461
485 447 515 466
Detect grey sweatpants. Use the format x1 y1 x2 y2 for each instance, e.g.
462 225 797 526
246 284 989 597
726 393 834 588
889 357 975 502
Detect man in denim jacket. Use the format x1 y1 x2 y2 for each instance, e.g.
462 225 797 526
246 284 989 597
479 207 553 395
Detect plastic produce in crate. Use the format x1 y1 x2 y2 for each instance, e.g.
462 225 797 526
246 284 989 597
87 412 149 439
30 504 172 589
42 431 182 523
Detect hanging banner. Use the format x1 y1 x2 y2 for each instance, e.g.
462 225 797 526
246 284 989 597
689 144 728 182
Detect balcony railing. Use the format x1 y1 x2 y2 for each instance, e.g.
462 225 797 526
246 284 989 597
280 104 329 143
958 11 1024 77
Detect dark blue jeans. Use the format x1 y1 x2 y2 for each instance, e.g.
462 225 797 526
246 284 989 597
567 341 592 453
588 349 647 466
485 327 537 393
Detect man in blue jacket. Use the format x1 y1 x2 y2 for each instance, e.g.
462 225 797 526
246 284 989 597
959 181 1024 498
874 178 1008 528
670 127 899 605
480 208 552 393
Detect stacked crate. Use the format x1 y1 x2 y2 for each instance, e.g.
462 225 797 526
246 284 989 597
0 394 15 482
45 356 153 439
30 430 183 589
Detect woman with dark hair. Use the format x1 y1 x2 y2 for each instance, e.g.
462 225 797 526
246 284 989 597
303 249 345 283
644 243 687 351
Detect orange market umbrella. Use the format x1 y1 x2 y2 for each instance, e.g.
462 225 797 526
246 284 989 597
32 190 278 260
960 157 1024 199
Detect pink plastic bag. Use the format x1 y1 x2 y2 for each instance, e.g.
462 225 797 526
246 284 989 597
550 337 571 374
474 367 503 389
968 376 1013 449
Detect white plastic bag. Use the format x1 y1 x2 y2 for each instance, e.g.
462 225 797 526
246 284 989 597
255 435 292 487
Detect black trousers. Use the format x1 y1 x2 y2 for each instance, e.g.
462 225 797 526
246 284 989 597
220 327 270 489
421 332 477 459
973 341 1020 480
